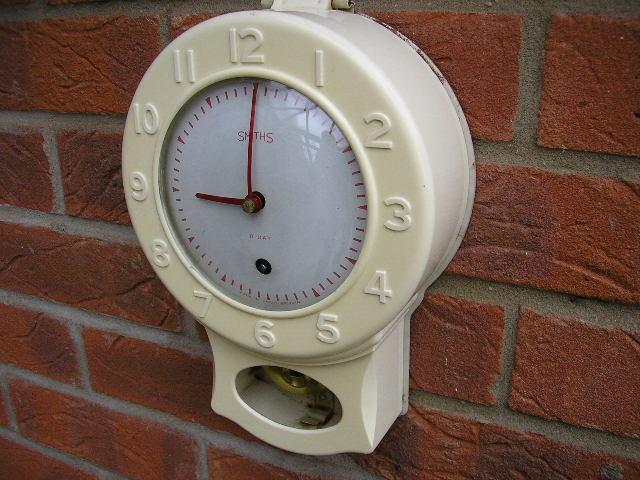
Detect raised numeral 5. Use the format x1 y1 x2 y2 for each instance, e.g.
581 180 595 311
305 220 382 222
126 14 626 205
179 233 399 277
316 313 340 344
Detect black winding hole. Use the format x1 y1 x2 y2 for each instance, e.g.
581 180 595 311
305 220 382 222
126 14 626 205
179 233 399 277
256 258 272 275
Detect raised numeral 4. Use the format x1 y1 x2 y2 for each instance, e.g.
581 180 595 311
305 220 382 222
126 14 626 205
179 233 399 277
364 270 393 304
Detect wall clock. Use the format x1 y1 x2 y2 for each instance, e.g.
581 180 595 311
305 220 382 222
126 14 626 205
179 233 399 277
122 0 474 454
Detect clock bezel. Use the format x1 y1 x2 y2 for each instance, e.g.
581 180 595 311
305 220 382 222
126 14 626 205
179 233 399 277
122 11 437 361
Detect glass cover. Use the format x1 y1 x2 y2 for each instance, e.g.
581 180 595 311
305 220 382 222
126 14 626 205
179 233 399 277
162 78 367 311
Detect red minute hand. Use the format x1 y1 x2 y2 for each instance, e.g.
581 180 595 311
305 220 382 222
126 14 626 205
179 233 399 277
247 82 259 195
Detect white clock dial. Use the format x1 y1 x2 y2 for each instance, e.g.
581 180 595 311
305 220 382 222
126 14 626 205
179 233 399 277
162 78 367 311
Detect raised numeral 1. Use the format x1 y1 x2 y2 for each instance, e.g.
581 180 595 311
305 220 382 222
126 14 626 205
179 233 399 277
315 49 325 87
173 49 196 83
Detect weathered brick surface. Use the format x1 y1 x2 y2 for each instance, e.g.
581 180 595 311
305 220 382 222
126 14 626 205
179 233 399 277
370 11 521 141
510 309 640 439
449 164 640 304
83 328 255 440
0 303 80 384
171 13 217 39
10 379 197 479
0 16 160 114
0 437 97 480
208 446 322 480
353 406 480 480
538 15 640 157
0 222 180 331
410 295 504 405
474 423 640 480
0 392 7 426
0 133 53 212
355 405 640 480
58 131 129 224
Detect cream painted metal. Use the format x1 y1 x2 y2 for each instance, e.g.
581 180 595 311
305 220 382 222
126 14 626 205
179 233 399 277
122 0 474 455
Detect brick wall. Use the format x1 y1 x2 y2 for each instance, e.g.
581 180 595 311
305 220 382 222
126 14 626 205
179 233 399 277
0 1 638 479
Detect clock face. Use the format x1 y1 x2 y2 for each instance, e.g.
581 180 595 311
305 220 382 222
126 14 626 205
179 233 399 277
161 78 367 311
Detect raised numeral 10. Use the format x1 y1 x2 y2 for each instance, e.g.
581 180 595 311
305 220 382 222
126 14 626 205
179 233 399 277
132 103 159 135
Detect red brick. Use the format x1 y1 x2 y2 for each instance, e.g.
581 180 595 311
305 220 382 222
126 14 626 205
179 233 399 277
0 222 180 331
10 379 197 479
538 15 640 157
83 329 255 440
475 423 640 480
208 446 322 480
448 164 640 304
0 393 7 426
0 133 53 212
353 406 480 480
58 131 129 225
369 12 521 141
0 437 97 480
171 13 217 39
0 16 160 114
410 295 504 405
355 405 640 480
0 303 80 384
510 309 640 438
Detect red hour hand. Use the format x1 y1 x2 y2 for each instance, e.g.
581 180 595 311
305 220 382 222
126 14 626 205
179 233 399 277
195 193 244 205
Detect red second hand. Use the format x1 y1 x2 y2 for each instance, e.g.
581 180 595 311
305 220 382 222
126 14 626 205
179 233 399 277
247 82 259 195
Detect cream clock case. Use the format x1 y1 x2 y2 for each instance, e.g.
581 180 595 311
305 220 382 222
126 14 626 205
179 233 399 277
122 0 475 455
